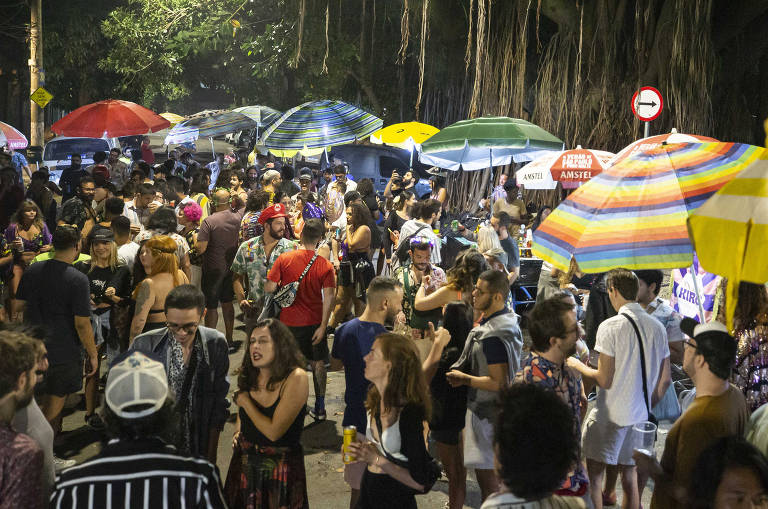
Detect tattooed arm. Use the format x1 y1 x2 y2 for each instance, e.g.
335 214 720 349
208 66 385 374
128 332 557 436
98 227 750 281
129 279 155 344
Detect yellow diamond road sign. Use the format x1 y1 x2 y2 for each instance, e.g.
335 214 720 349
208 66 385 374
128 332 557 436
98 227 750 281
30 87 53 108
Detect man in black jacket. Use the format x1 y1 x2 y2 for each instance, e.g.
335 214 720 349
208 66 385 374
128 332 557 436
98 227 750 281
130 284 230 463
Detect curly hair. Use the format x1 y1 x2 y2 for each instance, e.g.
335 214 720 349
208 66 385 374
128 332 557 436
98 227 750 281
365 333 431 420
445 249 490 294
238 319 306 392
147 207 178 234
346 202 372 231
495 383 579 500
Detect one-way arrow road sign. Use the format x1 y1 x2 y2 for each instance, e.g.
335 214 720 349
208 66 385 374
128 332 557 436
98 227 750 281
631 86 663 122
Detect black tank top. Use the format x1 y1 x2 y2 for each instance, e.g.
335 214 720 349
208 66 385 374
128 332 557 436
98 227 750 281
239 381 306 447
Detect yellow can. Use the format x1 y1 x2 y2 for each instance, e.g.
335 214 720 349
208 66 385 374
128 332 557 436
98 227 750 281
343 425 357 464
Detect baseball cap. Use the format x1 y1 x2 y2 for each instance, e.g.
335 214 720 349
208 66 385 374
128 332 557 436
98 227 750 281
258 203 289 225
105 352 169 419
89 227 114 243
680 317 737 377
299 167 313 180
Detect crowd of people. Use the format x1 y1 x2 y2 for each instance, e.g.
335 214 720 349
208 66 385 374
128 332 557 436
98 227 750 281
1 145 768 509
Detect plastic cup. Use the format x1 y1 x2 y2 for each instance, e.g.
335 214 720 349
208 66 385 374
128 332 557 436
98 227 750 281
633 421 657 458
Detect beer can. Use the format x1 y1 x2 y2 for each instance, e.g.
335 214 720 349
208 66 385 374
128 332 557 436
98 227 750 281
343 425 357 464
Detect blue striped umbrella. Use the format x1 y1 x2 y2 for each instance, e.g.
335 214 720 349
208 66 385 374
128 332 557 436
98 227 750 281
164 110 257 145
260 100 383 157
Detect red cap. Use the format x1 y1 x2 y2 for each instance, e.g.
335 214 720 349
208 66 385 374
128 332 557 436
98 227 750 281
258 203 288 225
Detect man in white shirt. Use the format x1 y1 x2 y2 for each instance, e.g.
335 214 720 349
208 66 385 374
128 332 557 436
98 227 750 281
567 268 671 509
122 183 162 235
112 216 139 271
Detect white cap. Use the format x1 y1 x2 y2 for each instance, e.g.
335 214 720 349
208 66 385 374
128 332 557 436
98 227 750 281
105 352 169 419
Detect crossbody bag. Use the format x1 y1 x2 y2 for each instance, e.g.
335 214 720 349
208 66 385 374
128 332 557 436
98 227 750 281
621 313 659 429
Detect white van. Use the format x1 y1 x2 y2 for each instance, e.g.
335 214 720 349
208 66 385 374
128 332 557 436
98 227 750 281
43 136 120 184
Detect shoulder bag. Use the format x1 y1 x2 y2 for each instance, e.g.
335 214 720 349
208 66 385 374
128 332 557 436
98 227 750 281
274 252 319 308
621 312 659 431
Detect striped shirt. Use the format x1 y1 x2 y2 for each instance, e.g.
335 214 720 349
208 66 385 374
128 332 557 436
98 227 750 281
49 437 227 509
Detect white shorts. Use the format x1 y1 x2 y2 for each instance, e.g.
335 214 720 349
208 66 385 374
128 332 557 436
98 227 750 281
463 410 495 470
582 408 639 466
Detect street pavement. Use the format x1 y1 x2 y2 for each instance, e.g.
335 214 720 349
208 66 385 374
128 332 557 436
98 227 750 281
55 305 665 508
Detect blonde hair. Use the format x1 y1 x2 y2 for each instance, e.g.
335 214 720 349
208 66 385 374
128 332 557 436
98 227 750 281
132 235 180 298
88 240 118 273
477 224 502 254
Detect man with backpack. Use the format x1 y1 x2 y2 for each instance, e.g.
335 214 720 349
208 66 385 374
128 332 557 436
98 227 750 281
396 199 442 267
446 269 523 503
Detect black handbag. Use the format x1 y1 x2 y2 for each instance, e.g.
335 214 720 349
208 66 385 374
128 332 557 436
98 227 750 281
374 413 441 495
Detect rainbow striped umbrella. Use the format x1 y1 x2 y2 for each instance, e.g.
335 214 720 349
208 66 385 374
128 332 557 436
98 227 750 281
532 142 765 273
0 121 28 150
260 100 382 157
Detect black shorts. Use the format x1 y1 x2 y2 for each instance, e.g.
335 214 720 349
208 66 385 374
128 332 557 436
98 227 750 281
201 268 235 308
288 324 329 362
36 361 82 397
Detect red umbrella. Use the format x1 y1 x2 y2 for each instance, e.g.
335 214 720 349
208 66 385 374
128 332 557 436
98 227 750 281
51 99 170 138
0 121 28 149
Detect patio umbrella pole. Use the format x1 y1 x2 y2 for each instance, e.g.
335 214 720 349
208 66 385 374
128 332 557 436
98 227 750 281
210 137 215 159
690 264 708 322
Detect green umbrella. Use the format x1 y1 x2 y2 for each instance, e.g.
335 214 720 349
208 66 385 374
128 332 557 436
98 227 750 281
418 116 564 171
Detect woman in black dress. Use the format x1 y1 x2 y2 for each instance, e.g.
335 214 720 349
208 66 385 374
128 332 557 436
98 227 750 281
225 318 309 509
347 333 436 509
422 301 473 509
382 191 415 269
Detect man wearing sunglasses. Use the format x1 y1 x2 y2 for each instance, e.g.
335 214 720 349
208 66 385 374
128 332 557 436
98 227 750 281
130 284 230 463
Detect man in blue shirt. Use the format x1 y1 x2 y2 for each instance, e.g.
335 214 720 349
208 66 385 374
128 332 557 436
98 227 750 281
330 276 403 509
3 146 31 191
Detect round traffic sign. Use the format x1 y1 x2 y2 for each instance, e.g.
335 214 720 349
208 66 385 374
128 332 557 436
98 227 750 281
631 86 663 122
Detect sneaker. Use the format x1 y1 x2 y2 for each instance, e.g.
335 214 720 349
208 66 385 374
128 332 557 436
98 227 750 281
85 413 105 431
307 406 327 422
53 455 76 472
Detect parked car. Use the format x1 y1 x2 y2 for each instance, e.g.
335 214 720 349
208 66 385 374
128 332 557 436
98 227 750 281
323 145 432 198
43 136 120 184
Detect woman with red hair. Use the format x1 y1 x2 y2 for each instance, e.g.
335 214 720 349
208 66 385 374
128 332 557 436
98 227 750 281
129 235 188 343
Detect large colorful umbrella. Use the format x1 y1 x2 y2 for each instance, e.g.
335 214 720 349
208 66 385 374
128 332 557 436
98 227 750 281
159 112 185 127
370 121 439 149
609 128 718 166
260 100 383 157
52 99 170 138
164 110 257 145
418 117 564 171
516 146 614 189
532 142 764 275
0 121 28 150
688 146 768 327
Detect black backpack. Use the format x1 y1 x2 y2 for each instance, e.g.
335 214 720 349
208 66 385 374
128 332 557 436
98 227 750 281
395 224 429 263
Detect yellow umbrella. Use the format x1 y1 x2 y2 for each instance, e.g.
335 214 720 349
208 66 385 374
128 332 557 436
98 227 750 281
687 145 768 328
159 112 186 127
370 121 439 149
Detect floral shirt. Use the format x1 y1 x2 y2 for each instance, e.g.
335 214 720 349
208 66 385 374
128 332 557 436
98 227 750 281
230 236 297 302
733 319 768 413
239 210 263 243
60 196 96 232
393 263 446 327
184 227 203 266
647 297 683 343
515 353 588 495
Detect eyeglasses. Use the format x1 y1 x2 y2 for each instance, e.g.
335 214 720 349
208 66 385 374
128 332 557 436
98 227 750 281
683 339 698 350
166 322 199 335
